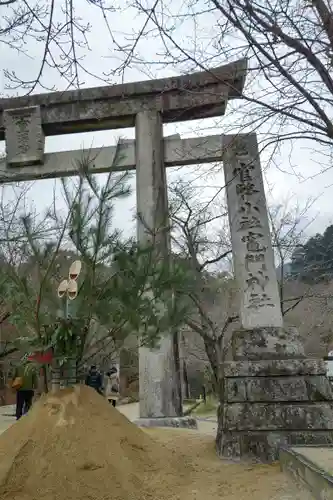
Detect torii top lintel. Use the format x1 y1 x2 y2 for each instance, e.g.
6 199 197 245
0 58 247 140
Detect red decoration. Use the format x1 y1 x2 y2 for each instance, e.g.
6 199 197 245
28 349 53 364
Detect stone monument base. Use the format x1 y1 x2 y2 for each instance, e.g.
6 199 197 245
216 358 333 462
134 416 198 429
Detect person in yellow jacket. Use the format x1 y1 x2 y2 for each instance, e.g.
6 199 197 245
12 364 37 420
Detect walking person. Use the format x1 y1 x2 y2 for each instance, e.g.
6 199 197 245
85 365 103 394
12 364 37 420
105 366 120 408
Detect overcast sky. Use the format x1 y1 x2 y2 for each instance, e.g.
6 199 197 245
0 0 332 245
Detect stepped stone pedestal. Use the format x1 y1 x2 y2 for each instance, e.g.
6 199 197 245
216 329 333 462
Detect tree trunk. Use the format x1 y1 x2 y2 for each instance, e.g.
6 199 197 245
41 365 49 393
51 359 61 393
63 357 77 388
203 338 219 389
183 360 190 399
203 337 227 455
172 331 183 416
204 338 226 457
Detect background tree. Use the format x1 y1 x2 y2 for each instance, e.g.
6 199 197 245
169 179 316 400
169 179 236 395
2 0 332 184
112 0 333 168
269 197 315 314
291 223 333 283
0 0 120 92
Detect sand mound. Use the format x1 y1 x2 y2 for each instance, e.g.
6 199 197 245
0 385 190 500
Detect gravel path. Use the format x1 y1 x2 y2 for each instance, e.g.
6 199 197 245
0 402 218 436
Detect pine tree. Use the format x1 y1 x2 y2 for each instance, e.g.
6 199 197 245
1 164 190 391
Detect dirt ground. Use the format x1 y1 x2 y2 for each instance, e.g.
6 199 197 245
145 429 313 500
0 402 312 499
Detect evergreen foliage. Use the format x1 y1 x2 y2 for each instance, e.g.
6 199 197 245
0 166 191 377
291 225 333 282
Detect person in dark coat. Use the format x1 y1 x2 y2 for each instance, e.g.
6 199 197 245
12 364 37 420
85 365 103 394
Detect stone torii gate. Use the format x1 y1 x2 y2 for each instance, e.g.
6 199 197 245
0 59 332 460
0 59 247 422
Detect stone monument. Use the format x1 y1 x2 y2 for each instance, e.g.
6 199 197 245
216 133 333 461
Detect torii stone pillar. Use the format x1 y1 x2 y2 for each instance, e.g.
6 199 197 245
216 134 333 461
135 110 183 422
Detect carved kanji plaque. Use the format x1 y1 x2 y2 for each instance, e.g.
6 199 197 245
4 106 45 167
